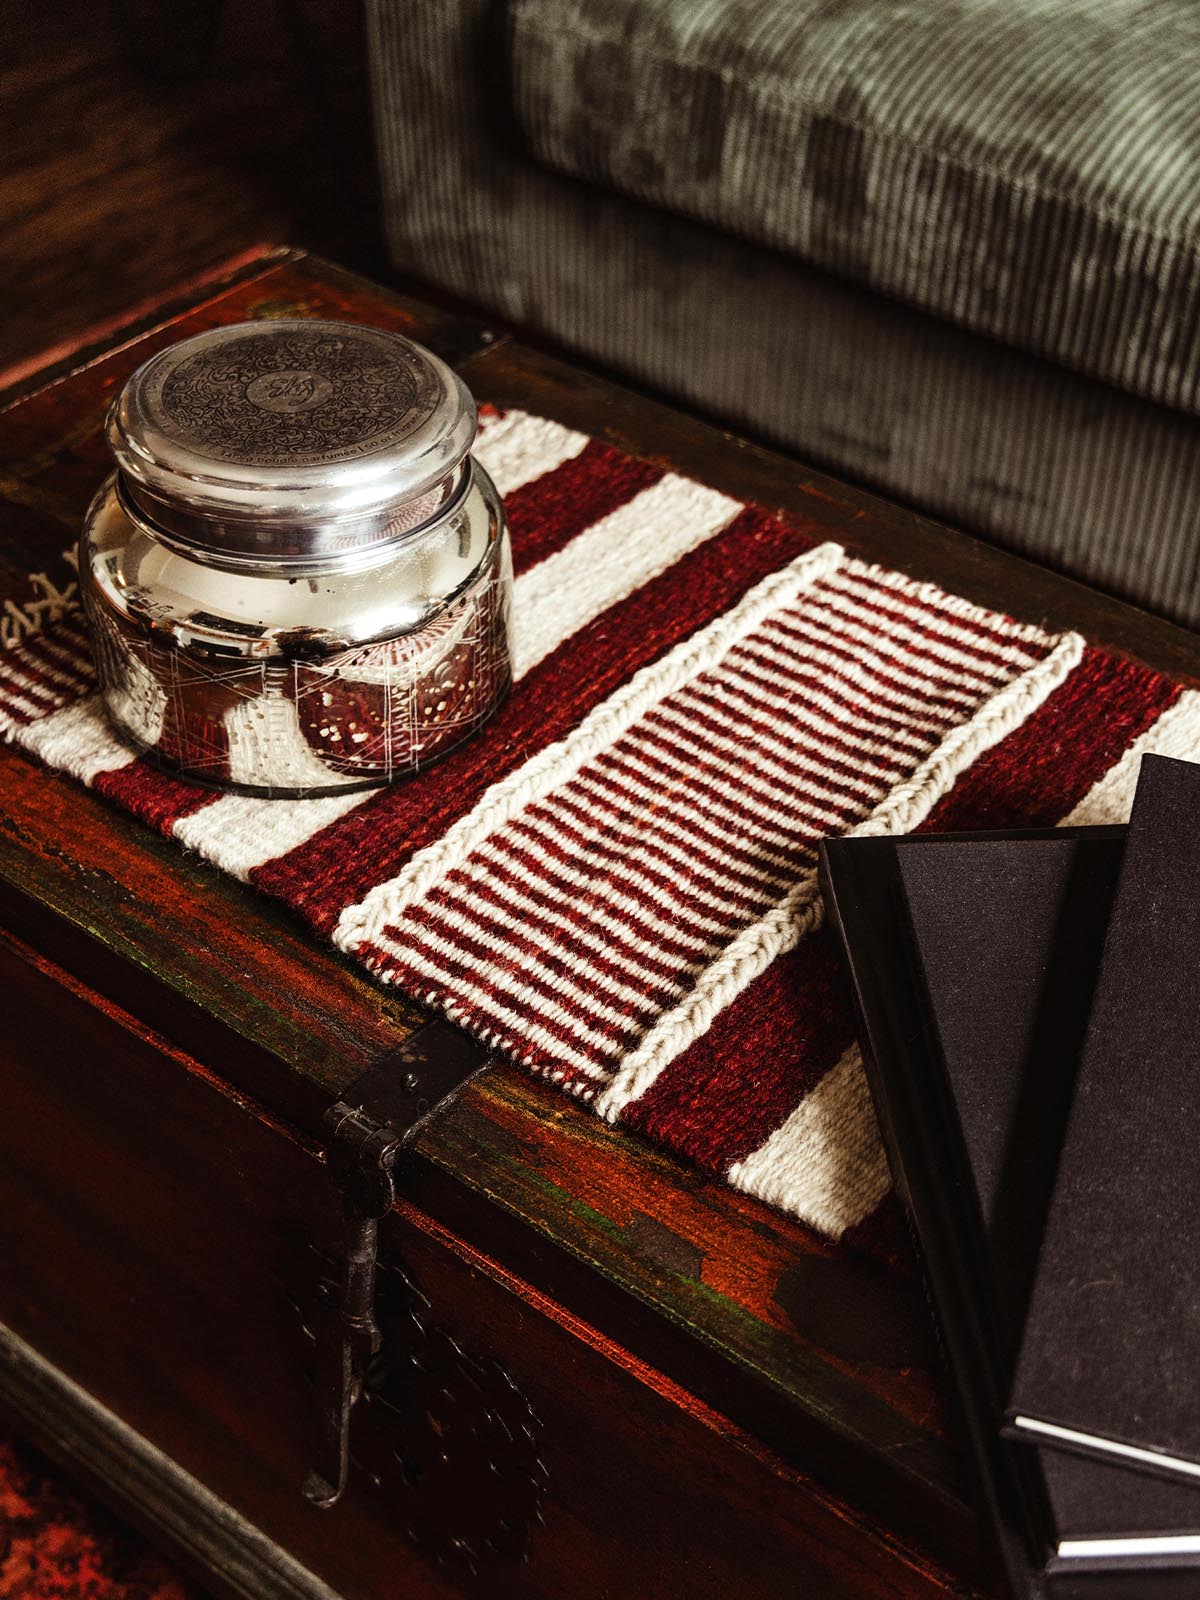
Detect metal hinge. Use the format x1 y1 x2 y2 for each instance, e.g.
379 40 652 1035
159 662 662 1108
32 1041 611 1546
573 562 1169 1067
302 1020 490 1509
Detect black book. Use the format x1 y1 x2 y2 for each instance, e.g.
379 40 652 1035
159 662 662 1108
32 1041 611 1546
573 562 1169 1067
1010 755 1200 1486
820 823 1200 1599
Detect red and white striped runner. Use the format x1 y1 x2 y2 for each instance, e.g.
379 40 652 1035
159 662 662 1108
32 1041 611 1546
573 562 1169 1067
2 409 1196 1256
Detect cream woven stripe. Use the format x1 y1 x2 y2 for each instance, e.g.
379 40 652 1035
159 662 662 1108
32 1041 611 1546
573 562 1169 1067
1063 689 1200 825
456 839 699 1003
478 806 775 944
556 779 795 904
5 637 89 699
333 541 847 954
677 655 974 795
425 544 1031 943
728 1045 892 1238
0 684 54 724
669 665 929 764
419 876 681 1011
794 601 1000 712
599 734 842 853
511 474 743 679
16 693 134 782
389 907 627 1061
472 409 590 495
411 623 945 1049
401 943 609 1079
765 609 1006 724
173 790 368 878
5 689 374 877
594 630 1085 1121
815 582 1052 682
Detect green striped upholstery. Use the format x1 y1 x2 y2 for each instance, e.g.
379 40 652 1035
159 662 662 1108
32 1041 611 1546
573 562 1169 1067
367 0 1200 626
510 0 1200 416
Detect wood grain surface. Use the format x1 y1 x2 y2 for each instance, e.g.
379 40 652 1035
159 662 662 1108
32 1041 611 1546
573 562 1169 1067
0 0 380 378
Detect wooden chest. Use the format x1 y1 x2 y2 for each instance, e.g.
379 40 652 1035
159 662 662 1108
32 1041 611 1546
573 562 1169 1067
2 249 1195 1600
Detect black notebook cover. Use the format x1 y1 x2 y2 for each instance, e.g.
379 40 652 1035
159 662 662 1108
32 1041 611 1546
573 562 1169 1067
898 838 1200 1560
1010 755 1200 1483
820 824 1200 1600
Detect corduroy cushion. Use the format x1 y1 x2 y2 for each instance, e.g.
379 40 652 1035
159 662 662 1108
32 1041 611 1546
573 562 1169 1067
508 0 1200 416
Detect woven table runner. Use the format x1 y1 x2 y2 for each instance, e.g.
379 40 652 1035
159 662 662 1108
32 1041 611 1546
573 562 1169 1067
2 407 1195 1260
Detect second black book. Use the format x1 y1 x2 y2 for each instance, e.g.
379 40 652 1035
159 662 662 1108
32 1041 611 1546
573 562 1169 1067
1010 756 1200 1489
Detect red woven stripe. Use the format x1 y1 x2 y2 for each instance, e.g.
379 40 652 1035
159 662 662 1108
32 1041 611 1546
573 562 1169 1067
347 623 925 1100
28 611 91 656
8 619 92 696
920 645 1181 832
0 696 39 729
382 600 997 1084
713 642 934 756
341 536 1052 1109
0 618 94 725
622 928 851 1171
505 440 662 574
0 674 62 725
251 506 816 931
93 760 213 833
691 656 948 797
1 667 68 716
601 715 849 847
756 614 952 738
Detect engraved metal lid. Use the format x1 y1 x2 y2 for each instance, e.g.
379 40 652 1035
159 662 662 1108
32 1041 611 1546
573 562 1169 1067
107 320 476 569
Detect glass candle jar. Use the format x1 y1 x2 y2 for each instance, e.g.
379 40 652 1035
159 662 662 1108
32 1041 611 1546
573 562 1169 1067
80 320 512 797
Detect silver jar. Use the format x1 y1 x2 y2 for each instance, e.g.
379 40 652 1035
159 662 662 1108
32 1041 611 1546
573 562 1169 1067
80 320 512 797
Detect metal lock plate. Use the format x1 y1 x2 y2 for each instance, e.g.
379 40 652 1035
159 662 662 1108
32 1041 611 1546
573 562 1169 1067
303 1019 490 1511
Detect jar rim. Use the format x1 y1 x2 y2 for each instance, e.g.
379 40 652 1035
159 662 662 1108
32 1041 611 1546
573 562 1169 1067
114 461 471 578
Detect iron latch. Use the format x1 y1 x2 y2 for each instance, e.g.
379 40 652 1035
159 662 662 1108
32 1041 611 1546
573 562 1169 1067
303 1019 490 1509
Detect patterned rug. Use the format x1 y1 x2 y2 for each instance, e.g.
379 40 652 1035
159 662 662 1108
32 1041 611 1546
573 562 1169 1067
0 1430 196 1600
1 407 1195 1260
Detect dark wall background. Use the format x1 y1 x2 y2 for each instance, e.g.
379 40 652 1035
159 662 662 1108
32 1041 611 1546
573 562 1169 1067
0 0 382 377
